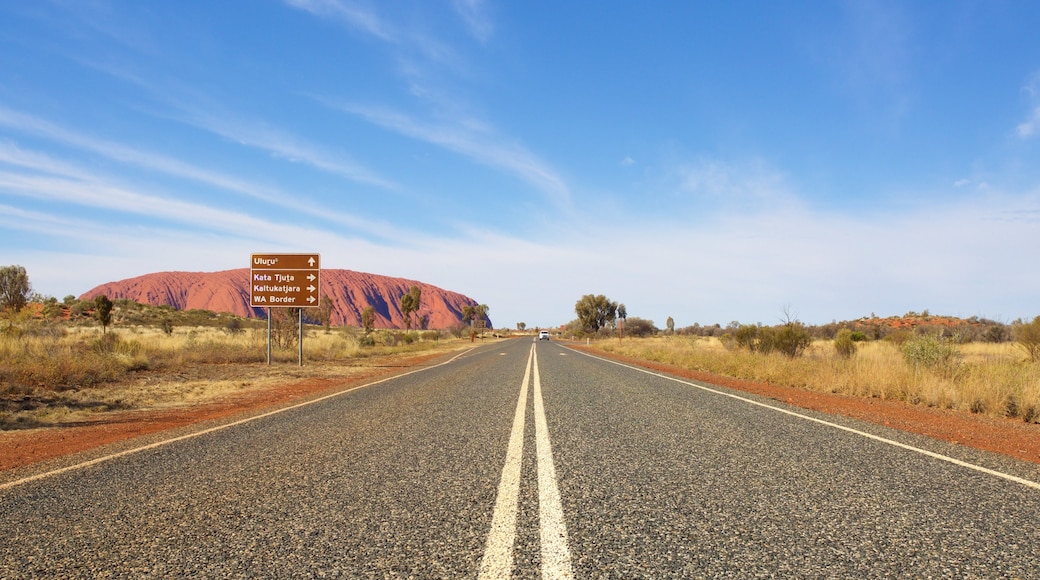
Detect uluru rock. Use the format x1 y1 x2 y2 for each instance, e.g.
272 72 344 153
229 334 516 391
79 269 487 330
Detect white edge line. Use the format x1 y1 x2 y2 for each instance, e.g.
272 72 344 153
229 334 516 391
0 347 478 491
568 347 1040 492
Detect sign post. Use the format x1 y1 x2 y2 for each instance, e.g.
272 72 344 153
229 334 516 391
250 253 320 365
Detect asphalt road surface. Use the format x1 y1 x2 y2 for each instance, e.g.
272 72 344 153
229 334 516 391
3 338 1040 578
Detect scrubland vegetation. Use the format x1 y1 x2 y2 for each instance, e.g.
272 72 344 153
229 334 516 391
0 297 476 429
592 329 1040 424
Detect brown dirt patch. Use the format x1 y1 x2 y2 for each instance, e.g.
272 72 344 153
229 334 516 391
575 346 1040 465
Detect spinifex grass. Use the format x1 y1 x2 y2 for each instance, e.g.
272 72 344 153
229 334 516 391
0 325 471 428
595 336 1040 423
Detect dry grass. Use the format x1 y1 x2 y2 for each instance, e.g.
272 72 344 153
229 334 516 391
594 336 1040 423
0 325 476 429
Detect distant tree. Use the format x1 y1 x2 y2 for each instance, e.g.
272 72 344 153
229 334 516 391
575 294 617 332
399 285 422 329
361 306 376 334
666 316 675 334
517 322 526 331
0 265 32 313
93 294 114 334
461 305 475 325
63 294 77 306
399 294 415 329
617 303 627 322
316 296 334 330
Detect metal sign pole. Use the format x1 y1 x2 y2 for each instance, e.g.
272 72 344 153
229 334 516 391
298 308 303 367
267 307 272 365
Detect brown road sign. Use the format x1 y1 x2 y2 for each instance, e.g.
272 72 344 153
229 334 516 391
250 253 320 308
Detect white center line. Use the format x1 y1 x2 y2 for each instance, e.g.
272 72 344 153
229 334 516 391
478 346 532 578
480 345 574 579
532 346 574 579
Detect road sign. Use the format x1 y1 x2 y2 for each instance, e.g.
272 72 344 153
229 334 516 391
250 253 320 308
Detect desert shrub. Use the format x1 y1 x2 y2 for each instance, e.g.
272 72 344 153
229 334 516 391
623 317 658 338
983 324 1010 343
358 334 376 347
770 323 813 358
849 331 868 342
92 331 122 354
733 325 758 351
883 329 912 346
902 334 959 373
223 318 244 335
834 329 857 359
160 318 174 335
1014 316 1040 362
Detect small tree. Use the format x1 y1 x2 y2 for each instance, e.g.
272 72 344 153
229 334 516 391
399 285 422 329
1014 316 1040 362
361 306 376 334
0 265 32 313
94 294 114 334
575 294 617 333
666 316 675 334
314 296 334 330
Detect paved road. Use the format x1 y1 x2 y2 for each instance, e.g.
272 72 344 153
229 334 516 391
3 338 1040 578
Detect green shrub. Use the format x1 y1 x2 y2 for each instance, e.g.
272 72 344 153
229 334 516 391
733 325 758 351
834 329 857 359
901 334 959 373
770 323 813 358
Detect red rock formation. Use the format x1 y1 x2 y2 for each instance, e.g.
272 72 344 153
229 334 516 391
79 269 486 329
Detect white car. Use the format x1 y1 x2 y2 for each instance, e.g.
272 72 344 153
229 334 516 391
539 330 550 341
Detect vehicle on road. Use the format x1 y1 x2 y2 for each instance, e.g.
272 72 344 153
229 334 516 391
539 330 550 341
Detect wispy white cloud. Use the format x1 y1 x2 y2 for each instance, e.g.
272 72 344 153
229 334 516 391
453 0 494 44
322 99 571 203
283 0 393 41
175 108 397 190
675 158 794 208
1017 106 1040 138
0 107 415 241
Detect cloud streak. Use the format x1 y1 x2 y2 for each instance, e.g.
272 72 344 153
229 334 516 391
322 99 571 204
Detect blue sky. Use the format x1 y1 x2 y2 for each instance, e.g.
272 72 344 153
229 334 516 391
2 1 1039 328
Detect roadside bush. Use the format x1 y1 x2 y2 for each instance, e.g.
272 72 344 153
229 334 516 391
1014 316 1040 362
834 329 857 359
769 323 813 359
901 334 959 373
733 325 758 351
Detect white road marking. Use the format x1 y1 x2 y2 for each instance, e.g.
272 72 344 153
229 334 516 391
478 346 532 578
571 348 1040 492
480 345 574 579
0 348 478 492
532 347 575 578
